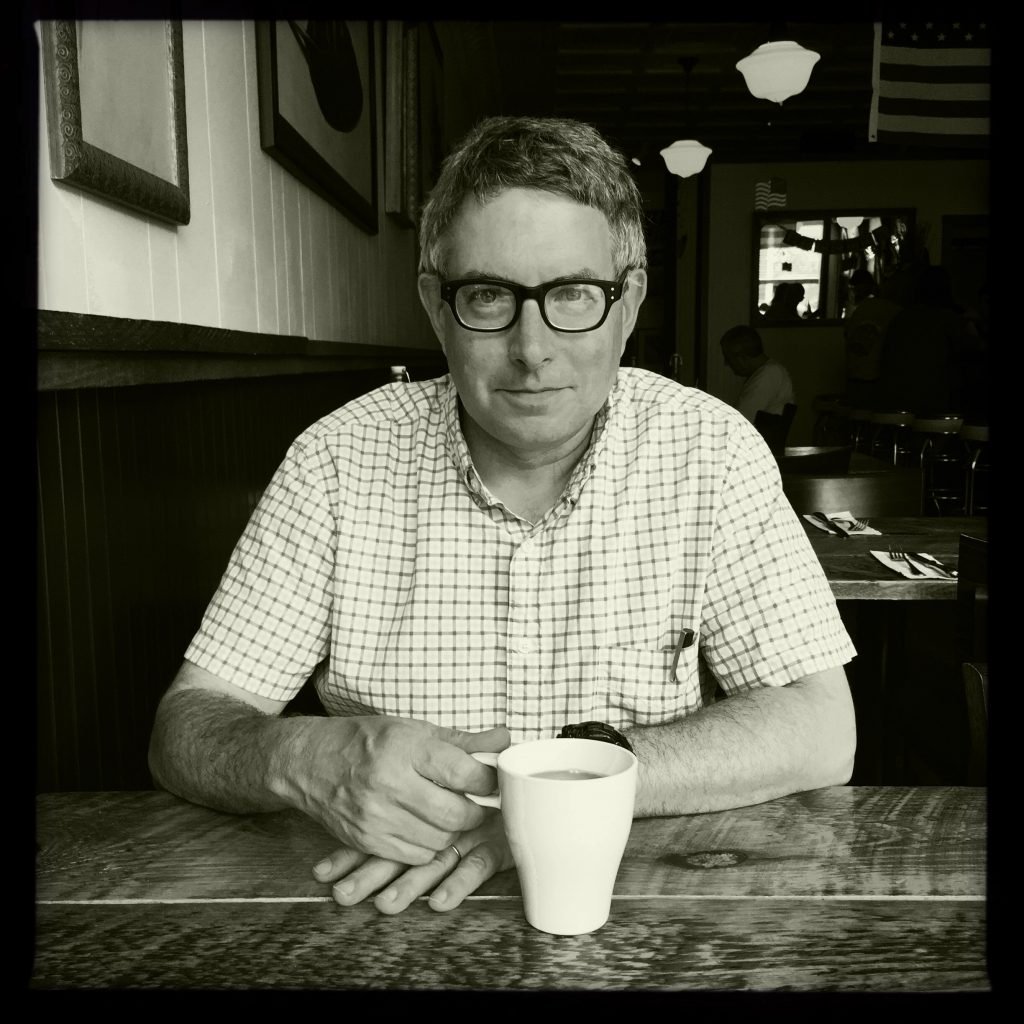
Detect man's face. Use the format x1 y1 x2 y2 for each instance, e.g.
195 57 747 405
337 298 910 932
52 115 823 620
722 346 748 378
419 188 647 464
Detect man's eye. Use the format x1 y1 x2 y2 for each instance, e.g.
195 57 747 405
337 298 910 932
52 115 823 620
466 287 506 305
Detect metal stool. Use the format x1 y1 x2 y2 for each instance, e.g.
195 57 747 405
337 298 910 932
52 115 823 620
849 409 873 453
868 411 916 466
812 394 849 446
960 423 990 515
912 415 965 515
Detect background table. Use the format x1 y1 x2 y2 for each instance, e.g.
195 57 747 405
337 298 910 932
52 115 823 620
804 515 987 784
33 788 988 992
805 515 987 601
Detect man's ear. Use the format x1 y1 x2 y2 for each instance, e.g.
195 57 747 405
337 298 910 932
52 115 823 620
617 268 648 355
418 273 449 355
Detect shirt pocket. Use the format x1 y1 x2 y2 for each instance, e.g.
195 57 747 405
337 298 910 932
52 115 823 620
595 642 702 728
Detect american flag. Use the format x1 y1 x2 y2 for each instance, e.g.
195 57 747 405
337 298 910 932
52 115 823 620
754 178 787 210
869 20 990 147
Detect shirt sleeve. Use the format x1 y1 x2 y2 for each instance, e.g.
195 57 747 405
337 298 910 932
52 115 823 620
699 420 857 694
736 364 785 422
185 438 336 702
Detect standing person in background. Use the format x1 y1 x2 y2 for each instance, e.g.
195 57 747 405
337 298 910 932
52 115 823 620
842 268 902 411
720 324 796 424
876 265 973 416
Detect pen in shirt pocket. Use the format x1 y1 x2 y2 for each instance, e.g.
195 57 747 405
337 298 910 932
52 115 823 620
668 627 696 683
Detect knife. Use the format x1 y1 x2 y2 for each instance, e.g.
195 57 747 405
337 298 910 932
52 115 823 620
904 551 957 578
812 511 850 538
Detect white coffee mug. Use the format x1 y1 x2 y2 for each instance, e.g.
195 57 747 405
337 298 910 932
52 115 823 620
468 738 638 936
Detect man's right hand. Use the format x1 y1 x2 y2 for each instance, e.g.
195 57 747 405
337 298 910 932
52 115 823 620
275 714 509 865
149 662 509 867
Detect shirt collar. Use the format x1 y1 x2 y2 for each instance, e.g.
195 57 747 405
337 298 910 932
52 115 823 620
442 371 626 507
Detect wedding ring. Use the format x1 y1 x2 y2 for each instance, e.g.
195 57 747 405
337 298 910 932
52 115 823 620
449 843 463 863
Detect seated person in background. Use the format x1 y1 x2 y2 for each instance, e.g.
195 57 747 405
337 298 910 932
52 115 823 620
764 281 806 320
720 324 796 424
842 269 901 411
148 115 856 920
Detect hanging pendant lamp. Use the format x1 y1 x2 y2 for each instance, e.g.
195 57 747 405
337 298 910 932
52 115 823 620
736 40 820 105
660 57 712 179
836 216 864 232
660 140 713 179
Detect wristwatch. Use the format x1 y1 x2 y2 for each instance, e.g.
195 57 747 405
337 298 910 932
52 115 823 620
557 721 634 754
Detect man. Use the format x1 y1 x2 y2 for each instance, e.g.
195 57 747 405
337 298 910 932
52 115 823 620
719 324 796 423
842 268 901 410
149 116 856 918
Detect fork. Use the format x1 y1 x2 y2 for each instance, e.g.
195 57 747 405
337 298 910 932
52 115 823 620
833 515 871 533
888 541 925 575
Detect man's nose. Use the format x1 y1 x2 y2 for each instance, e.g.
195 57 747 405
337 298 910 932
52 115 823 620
507 298 554 368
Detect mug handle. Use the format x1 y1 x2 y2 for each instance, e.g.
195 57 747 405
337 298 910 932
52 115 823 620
466 750 500 807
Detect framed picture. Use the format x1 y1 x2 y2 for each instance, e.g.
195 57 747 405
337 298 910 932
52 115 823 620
383 21 444 232
255 20 378 234
40 20 190 225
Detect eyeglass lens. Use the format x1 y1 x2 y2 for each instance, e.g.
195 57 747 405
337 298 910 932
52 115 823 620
455 282 609 331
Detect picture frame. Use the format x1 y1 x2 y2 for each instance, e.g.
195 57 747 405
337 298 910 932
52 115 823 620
383 21 444 232
384 21 416 228
40 20 190 225
255 20 378 235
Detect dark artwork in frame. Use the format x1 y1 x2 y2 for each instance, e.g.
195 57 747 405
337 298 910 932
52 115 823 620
255 20 379 234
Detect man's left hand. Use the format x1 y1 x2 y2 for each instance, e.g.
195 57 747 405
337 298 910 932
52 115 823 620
312 807 513 914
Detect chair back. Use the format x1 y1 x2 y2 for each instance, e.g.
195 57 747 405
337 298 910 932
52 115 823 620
957 534 988 786
754 403 797 456
777 445 853 475
782 468 921 516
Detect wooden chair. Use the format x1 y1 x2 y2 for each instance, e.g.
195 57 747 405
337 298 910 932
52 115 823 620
777 445 853 476
754 403 797 457
781 467 922 517
957 534 988 785
960 423 990 515
913 415 965 515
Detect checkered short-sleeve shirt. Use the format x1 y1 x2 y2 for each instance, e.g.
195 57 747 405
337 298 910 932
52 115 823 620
186 368 856 742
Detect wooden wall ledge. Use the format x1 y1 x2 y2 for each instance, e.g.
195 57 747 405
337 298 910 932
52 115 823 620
36 311 447 390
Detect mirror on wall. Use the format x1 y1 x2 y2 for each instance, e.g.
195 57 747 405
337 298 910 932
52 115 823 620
752 209 915 325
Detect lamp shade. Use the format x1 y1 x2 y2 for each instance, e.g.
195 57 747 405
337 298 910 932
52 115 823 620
836 216 864 232
660 140 712 178
736 40 820 104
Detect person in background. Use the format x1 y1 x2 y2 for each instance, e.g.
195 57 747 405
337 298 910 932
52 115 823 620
148 115 856 920
719 324 796 424
764 281 806 320
842 268 902 411
876 265 974 416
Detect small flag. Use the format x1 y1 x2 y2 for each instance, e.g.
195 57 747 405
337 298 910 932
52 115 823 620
754 178 787 210
869 20 990 147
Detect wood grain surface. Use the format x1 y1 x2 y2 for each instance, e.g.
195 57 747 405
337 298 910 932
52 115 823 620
805 517 987 600
33 788 988 991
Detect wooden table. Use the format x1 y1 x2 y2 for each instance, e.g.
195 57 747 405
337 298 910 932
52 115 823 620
805 515 987 601
804 516 987 784
32 788 988 992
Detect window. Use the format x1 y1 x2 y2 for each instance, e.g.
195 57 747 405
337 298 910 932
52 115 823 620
752 209 915 325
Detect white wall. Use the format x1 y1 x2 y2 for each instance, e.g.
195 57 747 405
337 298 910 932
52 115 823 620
36 20 436 350
705 159 989 444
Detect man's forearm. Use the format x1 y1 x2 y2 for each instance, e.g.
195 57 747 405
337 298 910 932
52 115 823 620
623 670 856 817
148 688 313 814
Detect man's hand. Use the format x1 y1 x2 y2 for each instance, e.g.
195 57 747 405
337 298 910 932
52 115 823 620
278 715 510 865
312 808 514 914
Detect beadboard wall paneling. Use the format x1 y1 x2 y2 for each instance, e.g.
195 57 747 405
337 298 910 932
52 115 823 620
37 20 438 351
36 368 454 792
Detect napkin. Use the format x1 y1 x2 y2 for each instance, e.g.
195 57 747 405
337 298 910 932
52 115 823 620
802 510 881 536
870 550 951 579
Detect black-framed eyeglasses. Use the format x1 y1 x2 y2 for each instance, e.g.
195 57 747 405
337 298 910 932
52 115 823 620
439 275 628 333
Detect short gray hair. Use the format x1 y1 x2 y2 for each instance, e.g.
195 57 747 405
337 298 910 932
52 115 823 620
418 116 647 277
